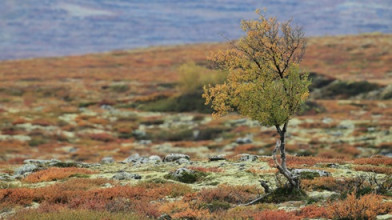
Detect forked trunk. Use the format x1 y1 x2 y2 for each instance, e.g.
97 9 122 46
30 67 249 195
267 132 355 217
273 122 300 189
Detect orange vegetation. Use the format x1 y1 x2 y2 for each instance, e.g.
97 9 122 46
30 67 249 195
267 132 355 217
23 167 96 183
328 192 390 219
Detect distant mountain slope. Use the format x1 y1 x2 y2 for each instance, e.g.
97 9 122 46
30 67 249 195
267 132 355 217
0 34 391 85
0 0 391 60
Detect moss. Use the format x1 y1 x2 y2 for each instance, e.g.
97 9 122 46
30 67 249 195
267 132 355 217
78 101 97 108
109 84 129 93
52 162 78 168
262 187 308 203
138 90 213 113
28 137 47 147
322 80 380 99
201 201 231 212
165 170 207 184
298 171 320 180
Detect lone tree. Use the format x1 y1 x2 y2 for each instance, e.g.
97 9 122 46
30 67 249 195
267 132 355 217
203 10 310 190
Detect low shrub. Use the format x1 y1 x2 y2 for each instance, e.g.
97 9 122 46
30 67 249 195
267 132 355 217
261 187 307 203
191 184 259 204
327 192 389 220
10 209 146 220
253 210 300 220
23 167 95 183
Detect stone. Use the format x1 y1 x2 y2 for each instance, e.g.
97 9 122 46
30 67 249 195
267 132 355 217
292 169 331 178
172 167 194 178
100 157 115 164
24 159 61 166
14 164 38 176
163 153 190 162
122 153 141 163
138 140 152 145
148 155 162 163
112 171 142 180
132 129 146 138
102 183 114 188
176 158 191 165
158 214 172 220
208 155 226 162
239 154 258 162
236 135 253 144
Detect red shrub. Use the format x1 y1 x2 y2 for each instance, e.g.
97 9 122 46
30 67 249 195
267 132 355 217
354 156 392 166
23 167 95 183
190 184 259 204
253 210 300 220
0 188 35 207
296 204 328 218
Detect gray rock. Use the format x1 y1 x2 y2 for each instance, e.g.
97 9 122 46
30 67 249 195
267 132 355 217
112 172 142 180
132 129 146 138
292 169 331 177
122 153 141 163
236 135 253 144
148 155 162 163
209 155 226 162
0 174 12 181
14 164 38 176
322 117 333 124
100 157 115 164
176 158 191 165
24 159 61 166
138 140 152 145
337 120 355 130
163 153 190 162
172 168 193 178
239 154 259 162
102 183 113 188
158 214 172 220
123 153 160 164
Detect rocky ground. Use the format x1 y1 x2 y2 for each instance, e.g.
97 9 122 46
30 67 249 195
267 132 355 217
0 34 391 219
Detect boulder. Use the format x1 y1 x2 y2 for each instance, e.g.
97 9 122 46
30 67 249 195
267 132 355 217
292 169 331 179
14 164 38 176
112 171 142 180
208 155 226 162
239 154 258 162
163 153 190 162
100 157 115 164
148 155 162 163
236 135 253 144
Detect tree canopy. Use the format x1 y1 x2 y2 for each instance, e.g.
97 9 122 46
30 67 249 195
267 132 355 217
203 10 310 128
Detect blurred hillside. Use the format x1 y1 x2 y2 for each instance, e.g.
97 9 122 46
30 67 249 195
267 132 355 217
0 0 391 60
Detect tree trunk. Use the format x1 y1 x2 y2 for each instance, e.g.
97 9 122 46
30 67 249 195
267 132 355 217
273 122 300 190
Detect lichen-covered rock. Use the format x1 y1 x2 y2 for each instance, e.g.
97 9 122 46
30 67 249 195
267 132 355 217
148 155 162 163
158 214 172 220
209 155 226 162
122 154 161 164
100 157 115 164
176 158 191 165
239 154 258 162
14 164 38 176
24 159 61 166
112 171 142 180
122 153 142 163
165 168 206 183
163 153 190 162
236 135 253 144
292 169 331 179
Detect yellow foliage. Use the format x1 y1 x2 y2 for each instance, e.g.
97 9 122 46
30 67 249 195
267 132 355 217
203 10 310 127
